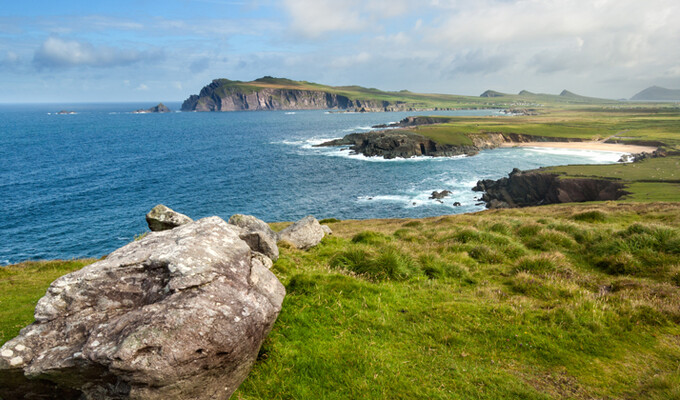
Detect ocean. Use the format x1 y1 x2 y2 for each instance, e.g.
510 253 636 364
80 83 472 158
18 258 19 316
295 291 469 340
0 102 628 265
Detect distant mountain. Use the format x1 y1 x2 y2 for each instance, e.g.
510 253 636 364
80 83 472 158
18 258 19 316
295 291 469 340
479 90 507 98
518 90 535 96
631 86 680 101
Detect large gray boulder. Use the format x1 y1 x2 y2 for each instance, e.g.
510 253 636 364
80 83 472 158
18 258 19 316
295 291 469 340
145 204 193 231
0 217 285 400
277 215 326 250
228 214 279 261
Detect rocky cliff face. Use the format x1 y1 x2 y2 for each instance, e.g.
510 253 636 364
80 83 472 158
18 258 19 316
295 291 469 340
317 131 480 159
317 128 586 159
473 168 629 208
181 80 414 112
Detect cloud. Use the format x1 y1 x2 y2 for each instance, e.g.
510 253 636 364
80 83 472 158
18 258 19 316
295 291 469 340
282 0 414 38
32 37 162 69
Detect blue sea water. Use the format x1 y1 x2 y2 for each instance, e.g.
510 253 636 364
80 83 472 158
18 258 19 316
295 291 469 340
0 103 629 265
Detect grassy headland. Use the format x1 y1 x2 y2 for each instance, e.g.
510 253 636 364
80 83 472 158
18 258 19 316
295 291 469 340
188 76 624 111
3 203 679 399
397 106 680 202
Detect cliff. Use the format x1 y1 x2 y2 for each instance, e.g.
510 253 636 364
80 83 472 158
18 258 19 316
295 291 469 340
181 78 425 112
473 168 628 208
180 76 504 112
318 126 585 159
316 131 479 159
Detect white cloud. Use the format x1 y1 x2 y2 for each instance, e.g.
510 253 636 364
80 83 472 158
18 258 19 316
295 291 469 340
135 83 149 91
33 37 162 69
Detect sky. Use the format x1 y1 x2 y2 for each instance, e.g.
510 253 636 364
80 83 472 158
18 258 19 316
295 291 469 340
1 0 679 103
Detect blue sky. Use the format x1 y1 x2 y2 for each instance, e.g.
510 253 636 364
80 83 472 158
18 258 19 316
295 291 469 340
1 0 679 103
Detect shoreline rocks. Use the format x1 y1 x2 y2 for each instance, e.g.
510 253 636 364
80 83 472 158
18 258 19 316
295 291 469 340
473 168 628 208
0 217 285 399
316 131 479 159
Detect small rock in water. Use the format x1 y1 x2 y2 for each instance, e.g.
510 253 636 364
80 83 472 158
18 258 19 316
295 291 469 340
429 190 452 200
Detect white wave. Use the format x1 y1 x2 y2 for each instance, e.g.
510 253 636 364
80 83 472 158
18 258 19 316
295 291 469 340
274 137 342 148
357 190 474 208
342 125 374 132
523 147 626 163
285 112 296 115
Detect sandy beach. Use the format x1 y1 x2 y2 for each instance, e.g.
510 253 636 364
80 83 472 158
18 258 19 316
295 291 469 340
499 141 657 153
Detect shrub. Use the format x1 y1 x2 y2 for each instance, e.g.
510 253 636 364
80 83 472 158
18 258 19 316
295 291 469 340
524 230 576 251
418 254 467 279
468 245 505 264
489 222 512 236
595 252 640 275
330 246 418 281
516 223 543 237
319 218 341 224
351 231 391 245
571 210 608 223
514 254 561 275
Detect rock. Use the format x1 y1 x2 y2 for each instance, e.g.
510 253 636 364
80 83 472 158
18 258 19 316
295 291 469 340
145 204 193 231
228 214 279 261
133 103 171 114
453 202 462 207
473 169 628 209
277 216 325 250
430 190 452 200
0 217 285 399
239 230 279 262
316 130 479 159
321 225 333 235
228 214 276 239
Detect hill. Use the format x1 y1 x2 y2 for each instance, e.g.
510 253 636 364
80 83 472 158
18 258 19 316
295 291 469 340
180 76 490 112
631 86 680 101
3 202 680 398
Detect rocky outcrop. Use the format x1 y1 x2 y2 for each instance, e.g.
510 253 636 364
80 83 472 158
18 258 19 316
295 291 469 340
278 216 326 250
473 168 628 208
133 103 171 114
228 214 279 261
317 131 480 159
181 79 415 112
429 190 452 200
0 217 285 399
146 204 193 231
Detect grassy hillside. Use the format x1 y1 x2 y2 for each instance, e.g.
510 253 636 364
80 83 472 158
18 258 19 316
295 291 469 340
200 77 623 110
3 203 680 399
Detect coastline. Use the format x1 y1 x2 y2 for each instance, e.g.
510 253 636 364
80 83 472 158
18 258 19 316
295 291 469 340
499 141 657 153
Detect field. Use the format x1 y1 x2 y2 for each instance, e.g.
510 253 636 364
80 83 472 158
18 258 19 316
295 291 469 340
3 203 679 399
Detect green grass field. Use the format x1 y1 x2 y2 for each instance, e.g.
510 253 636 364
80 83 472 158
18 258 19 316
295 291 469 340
3 204 679 399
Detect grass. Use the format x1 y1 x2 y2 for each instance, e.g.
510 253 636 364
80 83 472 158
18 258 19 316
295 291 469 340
4 203 679 399
0 259 96 344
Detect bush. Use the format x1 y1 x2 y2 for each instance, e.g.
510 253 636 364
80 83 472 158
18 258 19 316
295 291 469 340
330 246 418 281
516 223 543 237
514 253 563 275
319 218 341 224
572 210 608 223
418 254 467 279
468 245 505 264
351 231 391 245
524 230 576 251
595 252 640 275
